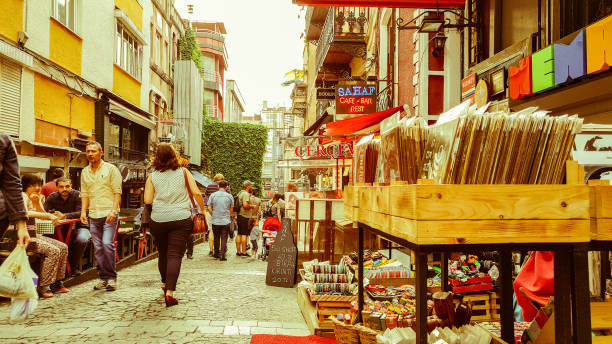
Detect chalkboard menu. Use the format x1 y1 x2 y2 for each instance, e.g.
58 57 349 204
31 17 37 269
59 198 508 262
266 218 298 288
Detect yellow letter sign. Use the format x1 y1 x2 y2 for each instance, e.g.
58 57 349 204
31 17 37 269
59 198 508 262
586 15 612 74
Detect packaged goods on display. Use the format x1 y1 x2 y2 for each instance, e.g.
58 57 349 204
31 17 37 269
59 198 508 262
375 324 493 344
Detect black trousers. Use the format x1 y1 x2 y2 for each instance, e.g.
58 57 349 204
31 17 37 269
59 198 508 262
151 218 192 291
212 224 230 258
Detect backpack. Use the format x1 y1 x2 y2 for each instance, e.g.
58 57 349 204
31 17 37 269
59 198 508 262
233 193 242 214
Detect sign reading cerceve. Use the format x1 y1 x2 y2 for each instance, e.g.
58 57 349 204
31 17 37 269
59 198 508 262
295 143 354 160
509 14 612 100
335 82 377 114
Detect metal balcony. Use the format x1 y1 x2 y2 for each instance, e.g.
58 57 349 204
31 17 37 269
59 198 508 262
315 7 369 80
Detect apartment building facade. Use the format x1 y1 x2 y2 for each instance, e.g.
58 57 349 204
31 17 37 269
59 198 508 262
224 79 245 123
0 0 198 207
193 21 227 121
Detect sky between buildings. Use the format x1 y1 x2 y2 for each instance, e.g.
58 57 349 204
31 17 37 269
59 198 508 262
175 0 306 115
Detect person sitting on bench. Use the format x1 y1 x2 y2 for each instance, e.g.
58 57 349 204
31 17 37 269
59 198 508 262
44 176 90 276
22 174 70 298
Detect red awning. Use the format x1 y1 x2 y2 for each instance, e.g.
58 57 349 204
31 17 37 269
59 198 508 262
295 0 466 8
323 106 403 136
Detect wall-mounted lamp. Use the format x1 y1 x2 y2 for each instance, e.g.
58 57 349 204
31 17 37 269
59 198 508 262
431 33 447 58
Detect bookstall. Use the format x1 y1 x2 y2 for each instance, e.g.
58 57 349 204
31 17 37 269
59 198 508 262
333 101 610 344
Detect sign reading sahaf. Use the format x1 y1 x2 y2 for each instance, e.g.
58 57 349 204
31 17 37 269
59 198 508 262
335 82 377 115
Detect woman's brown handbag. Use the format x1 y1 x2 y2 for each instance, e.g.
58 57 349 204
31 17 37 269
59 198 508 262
182 169 207 234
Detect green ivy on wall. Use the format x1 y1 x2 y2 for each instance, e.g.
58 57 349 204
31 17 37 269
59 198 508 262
179 27 203 70
200 117 268 197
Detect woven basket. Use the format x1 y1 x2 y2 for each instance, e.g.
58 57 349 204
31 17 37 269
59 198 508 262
355 325 381 344
330 317 360 344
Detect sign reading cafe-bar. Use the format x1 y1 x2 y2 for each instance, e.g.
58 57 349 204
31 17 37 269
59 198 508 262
509 14 612 100
335 82 377 115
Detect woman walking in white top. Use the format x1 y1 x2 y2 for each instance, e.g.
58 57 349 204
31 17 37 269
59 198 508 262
144 143 205 307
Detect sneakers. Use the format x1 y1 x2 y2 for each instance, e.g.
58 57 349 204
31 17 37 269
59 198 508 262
186 254 193 259
93 281 108 290
50 281 70 294
208 251 214 257
93 280 117 291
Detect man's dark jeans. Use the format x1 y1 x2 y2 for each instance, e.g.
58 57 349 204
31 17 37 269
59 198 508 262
212 224 230 259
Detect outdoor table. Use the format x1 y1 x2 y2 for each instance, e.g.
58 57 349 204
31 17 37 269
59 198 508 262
53 218 81 276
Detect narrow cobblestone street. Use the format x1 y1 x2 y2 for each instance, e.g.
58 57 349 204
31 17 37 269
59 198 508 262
0 241 308 344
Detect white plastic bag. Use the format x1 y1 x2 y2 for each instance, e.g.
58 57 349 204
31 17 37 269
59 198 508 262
0 245 39 320
0 246 38 299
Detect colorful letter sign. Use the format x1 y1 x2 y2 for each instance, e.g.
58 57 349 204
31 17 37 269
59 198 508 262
532 46 555 93
508 14 612 101
554 30 586 85
509 57 533 100
586 15 612 74
335 82 377 115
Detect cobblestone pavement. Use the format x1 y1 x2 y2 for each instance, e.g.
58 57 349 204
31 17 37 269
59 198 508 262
0 240 308 343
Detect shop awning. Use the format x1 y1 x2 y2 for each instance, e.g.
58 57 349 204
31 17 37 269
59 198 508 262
190 170 212 187
323 106 403 136
294 0 466 8
108 99 156 130
23 140 83 153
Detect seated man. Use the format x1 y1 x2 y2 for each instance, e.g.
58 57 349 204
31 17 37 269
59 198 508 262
44 176 91 276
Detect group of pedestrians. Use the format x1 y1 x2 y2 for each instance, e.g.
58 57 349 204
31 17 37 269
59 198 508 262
0 137 122 298
0 134 285 309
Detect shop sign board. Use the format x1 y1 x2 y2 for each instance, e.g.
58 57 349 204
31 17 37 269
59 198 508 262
265 218 298 288
335 82 377 114
509 14 612 100
294 143 354 160
317 88 336 100
461 73 477 99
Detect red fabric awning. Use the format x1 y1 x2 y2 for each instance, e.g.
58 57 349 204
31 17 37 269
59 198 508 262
295 0 466 8
323 106 403 136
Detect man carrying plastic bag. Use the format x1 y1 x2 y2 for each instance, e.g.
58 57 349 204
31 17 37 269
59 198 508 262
0 133 35 320
0 245 38 320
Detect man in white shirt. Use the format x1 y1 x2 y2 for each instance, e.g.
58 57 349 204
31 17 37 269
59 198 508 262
80 141 122 291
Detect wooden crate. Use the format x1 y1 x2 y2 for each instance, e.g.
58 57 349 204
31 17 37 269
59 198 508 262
454 293 491 321
297 286 334 336
346 184 591 245
589 182 612 241
490 292 501 320
316 301 353 322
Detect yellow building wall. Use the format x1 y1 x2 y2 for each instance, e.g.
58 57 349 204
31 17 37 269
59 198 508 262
49 18 82 75
34 73 95 133
0 0 23 43
115 0 143 31
113 65 141 106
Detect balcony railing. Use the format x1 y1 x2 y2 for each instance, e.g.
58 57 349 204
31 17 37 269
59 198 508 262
204 104 222 120
315 7 368 77
202 70 222 91
194 28 225 42
376 83 394 111
107 145 147 163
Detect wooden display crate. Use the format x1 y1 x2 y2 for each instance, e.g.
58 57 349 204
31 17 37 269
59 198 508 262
453 293 491 321
346 183 591 245
490 292 501 320
316 300 353 322
589 181 612 241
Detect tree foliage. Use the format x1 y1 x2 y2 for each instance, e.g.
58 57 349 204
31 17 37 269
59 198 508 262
179 27 203 70
200 118 268 197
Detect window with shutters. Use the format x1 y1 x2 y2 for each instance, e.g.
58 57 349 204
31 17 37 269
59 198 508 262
0 59 22 137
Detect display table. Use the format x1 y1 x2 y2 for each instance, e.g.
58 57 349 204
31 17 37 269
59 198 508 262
346 183 593 344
